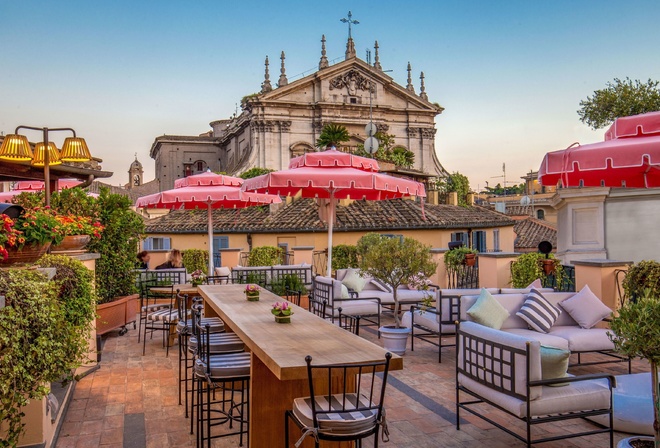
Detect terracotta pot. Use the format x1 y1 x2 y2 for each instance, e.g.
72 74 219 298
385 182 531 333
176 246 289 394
0 242 51 265
51 234 91 253
464 253 476 267
96 294 139 336
542 259 556 275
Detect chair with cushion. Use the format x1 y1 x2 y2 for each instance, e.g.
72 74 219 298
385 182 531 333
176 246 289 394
284 352 392 448
308 295 327 318
312 276 381 333
205 275 232 285
192 306 250 447
285 289 301 307
142 285 179 356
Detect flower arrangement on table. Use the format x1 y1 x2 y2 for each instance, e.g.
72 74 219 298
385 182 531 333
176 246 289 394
190 269 206 287
271 301 294 323
245 284 261 301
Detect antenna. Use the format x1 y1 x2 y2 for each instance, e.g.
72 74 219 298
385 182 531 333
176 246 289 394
490 162 514 196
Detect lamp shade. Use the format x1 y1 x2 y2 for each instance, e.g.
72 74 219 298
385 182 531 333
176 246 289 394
60 137 91 162
32 141 62 166
0 134 34 161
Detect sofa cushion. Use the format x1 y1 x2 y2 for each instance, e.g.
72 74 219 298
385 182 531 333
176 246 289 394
466 289 510 330
500 287 555 294
214 266 231 277
402 310 456 334
505 328 570 351
332 299 379 317
515 288 562 333
340 284 350 299
341 268 368 292
559 285 612 329
547 326 614 352
370 278 392 292
540 345 570 386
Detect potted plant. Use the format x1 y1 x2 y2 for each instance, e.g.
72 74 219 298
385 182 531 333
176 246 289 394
51 214 104 252
190 269 206 287
444 246 478 270
271 301 294 323
245 284 261 301
609 288 660 448
247 245 284 266
357 233 437 355
510 252 565 289
622 260 660 303
86 188 145 335
0 207 63 265
182 249 209 275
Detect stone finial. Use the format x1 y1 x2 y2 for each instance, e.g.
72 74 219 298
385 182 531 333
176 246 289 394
261 56 272 93
319 35 329 70
278 51 288 87
406 62 415 93
374 40 382 70
419 71 428 100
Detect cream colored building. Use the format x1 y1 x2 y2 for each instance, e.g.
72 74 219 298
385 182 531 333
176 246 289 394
150 35 447 191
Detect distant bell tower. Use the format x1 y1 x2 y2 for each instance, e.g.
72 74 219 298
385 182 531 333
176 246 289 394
128 154 143 189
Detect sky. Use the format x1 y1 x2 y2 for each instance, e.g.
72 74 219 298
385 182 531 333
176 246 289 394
1 0 659 191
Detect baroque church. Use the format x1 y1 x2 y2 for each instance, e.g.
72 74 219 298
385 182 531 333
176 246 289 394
149 32 448 191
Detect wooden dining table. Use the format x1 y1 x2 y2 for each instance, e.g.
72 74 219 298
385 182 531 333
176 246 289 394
198 284 403 448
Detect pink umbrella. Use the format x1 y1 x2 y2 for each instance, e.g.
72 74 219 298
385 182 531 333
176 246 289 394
241 149 426 276
0 178 96 202
135 171 281 275
539 111 660 188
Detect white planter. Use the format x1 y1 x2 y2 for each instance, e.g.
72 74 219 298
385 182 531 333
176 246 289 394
379 325 411 355
617 436 655 448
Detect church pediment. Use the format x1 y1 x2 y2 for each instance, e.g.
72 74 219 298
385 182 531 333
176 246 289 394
255 58 442 113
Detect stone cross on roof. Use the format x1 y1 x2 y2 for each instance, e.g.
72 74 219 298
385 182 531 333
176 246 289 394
340 11 359 39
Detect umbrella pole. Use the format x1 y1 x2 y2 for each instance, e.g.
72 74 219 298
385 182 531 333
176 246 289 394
326 193 336 277
207 205 214 276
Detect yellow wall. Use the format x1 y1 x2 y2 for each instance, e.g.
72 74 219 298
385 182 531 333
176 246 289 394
144 225 515 268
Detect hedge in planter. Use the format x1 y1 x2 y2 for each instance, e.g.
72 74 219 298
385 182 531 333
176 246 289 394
247 246 284 267
622 260 660 303
0 269 92 447
510 252 565 290
183 249 208 275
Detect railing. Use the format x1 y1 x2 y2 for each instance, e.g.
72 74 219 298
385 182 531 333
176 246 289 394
615 267 629 306
446 265 479 289
543 264 576 292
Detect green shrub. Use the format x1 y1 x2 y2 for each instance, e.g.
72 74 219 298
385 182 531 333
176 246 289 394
622 260 660 302
270 274 306 296
183 249 208 274
247 246 283 266
510 252 564 289
331 245 359 270
443 246 478 271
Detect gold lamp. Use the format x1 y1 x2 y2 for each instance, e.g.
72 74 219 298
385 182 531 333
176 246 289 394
0 134 34 161
32 142 62 166
60 137 91 162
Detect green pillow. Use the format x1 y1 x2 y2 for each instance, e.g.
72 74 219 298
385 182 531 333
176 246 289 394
540 345 570 387
466 288 510 330
341 268 368 293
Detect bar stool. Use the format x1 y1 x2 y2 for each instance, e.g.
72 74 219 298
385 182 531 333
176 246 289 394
192 309 251 447
176 295 225 416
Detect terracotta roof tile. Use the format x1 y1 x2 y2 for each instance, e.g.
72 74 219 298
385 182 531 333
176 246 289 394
514 217 557 250
145 198 514 234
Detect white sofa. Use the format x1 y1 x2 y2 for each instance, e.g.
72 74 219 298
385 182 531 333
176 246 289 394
311 276 381 330
456 321 615 447
334 268 437 310
459 290 630 371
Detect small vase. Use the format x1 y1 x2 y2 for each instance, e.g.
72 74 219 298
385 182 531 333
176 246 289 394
51 234 91 253
246 292 260 301
464 253 476 267
274 315 291 324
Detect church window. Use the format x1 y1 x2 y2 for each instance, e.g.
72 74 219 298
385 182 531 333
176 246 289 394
350 97 357 104
537 209 545 220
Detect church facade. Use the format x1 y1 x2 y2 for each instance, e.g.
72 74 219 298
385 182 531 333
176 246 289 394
150 35 448 191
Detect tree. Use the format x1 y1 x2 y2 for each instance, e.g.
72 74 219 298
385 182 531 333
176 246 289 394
239 167 273 179
578 78 660 129
437 171 471 206
354 132 415 168
357 233 437 328
316 124 350 149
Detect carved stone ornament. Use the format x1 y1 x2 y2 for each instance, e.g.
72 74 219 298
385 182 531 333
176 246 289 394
278 121 292 132
376 123 389 133
406 127 419 138
420 128 437 139
251 120 276 132
329 70 372 96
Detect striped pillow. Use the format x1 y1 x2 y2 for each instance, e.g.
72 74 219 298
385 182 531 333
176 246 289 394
515 288 561 333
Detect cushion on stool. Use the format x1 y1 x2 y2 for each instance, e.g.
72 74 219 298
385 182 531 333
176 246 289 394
188 332 244 354
292 393 378 436
194 352 251 379
176 317 224 335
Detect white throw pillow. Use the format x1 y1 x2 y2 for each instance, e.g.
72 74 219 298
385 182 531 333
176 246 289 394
340 284 350 299
540 345 570 386
341 268 368 293
214 266 231 277
559 285 612 329
516 288 561 333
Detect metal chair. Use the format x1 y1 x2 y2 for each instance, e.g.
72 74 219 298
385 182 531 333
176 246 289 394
192 306 250 447
205 275 232 285
337 307 361 335
142 285 178 356
284 352 392 447
285 289 301 307
308 295 327 318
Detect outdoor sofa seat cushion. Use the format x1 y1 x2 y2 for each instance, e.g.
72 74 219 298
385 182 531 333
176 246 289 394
332 299 380 317
458 374 611 419
505 328 570 351
547 326 614 352
401 310 456 334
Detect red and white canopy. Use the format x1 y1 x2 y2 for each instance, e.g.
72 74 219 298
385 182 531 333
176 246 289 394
538 112 660 188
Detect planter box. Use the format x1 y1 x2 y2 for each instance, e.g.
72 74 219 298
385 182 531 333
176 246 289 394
96 294 139 336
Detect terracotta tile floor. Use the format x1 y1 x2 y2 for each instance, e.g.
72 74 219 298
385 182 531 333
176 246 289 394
55 316 647 447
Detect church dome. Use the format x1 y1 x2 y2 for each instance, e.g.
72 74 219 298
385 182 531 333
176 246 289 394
130 157 143 170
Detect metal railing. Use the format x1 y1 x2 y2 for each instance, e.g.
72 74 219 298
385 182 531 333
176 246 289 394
543 264 575 292
446 265 479 289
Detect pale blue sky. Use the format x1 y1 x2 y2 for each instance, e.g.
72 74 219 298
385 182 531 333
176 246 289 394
1 1 659 190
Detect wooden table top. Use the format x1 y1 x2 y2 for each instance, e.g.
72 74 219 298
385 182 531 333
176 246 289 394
199 284 402 381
